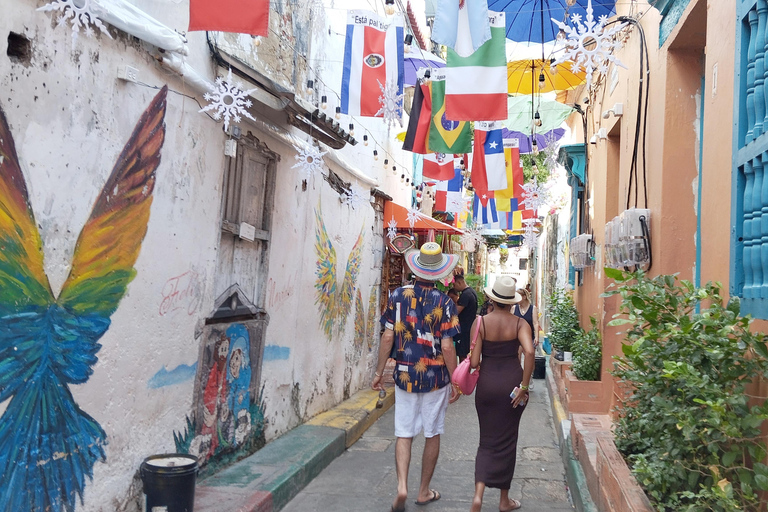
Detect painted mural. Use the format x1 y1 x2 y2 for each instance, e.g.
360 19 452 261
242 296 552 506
314 206 365 340
367 285 380 349
353 285 381 352
175 322 266 471
0 87 168 511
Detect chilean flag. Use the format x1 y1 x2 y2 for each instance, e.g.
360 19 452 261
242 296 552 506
471 121 507 196
189 0 268 35
341 10 404 117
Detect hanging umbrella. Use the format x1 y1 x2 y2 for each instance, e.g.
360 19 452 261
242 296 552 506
403 47 445 87
502 128 565 154
505 96 574 133
488 0 617 43
508 59 585 95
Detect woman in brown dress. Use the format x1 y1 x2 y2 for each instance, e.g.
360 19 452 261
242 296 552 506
469 276 535 512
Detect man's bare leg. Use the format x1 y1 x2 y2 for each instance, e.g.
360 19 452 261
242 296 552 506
416 434 440 502
471 481 485 512
393 437 412 510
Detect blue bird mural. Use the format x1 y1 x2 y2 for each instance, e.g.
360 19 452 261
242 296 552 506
0 87 168 511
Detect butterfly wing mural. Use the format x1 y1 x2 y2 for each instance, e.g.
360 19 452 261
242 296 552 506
314 207 364 340
0 87 167 512
366 286 379 350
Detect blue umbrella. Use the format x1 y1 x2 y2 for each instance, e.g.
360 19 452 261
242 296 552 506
488 0 617 43
502 128 565 154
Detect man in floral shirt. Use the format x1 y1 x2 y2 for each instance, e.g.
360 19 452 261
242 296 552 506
372 242 460 511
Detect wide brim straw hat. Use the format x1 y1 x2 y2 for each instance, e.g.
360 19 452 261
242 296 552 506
404 242 459 281
484 276 523 305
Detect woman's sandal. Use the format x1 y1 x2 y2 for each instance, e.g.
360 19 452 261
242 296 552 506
500 498 522 511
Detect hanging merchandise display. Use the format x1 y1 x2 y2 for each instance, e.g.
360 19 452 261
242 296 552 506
292 143 327 180
340 10 404 118
38 0 111 41
200 69 257 132
550 0 627 89
445 11 508 121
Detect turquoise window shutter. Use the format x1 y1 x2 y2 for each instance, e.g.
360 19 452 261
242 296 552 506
732 0 768 318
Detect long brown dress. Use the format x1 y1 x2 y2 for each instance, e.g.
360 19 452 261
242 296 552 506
474 337 526 489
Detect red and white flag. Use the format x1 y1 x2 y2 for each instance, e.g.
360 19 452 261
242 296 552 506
341 10 404 117
189 0 269 35
423 153 455 180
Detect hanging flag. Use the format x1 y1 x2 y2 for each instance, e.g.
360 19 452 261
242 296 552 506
435 164 464 213
495 138 522 211
402 81 432 154
472 194 498 225
445 11 507 121
432 0 491 58
428 70 472 154
472 121 507 196
189 0 269 35
341 10 404 117
423 152 455 180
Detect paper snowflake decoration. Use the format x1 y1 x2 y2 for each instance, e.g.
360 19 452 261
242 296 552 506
460 227 484 252
406 208 421 228
200 69 258 132
376 79 405 128
519 179 550 214
522 218 540 250
292 143 327 179
551 0 627 89
542 131 561 170
387 217 398 240
38 0 112 41
343 183 370 210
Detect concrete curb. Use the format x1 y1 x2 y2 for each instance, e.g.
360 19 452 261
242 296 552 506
545 362 598 512
195 388 395 512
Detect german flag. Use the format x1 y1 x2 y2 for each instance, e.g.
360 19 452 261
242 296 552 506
402 81 432 154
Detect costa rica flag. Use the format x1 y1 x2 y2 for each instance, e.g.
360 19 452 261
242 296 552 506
341 10 404 117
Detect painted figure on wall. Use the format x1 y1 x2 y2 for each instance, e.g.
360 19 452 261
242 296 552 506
226 324 251 446
201 333 230 458
0 87 168 511
186 322 254 463
314 206 365 340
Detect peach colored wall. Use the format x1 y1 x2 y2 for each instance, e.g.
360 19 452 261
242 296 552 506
563 0 736 414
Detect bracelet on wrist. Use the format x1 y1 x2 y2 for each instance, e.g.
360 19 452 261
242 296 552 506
374 371 382 377
520 384 529 391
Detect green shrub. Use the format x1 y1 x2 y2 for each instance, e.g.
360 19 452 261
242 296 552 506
548 288 581 352
604 268 768 512
464 274 486 308
572 316 601 381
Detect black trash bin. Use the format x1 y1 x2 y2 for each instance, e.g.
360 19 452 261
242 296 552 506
533 356 547 379
140 453 198 512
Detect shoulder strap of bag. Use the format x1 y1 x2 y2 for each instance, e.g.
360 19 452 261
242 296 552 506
470 316 483 351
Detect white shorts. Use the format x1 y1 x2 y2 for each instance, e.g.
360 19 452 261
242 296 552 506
394 386 451 439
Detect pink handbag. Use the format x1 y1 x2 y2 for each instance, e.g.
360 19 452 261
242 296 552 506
452 317 482 395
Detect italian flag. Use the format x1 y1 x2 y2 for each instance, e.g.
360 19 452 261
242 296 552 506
445 11 507 121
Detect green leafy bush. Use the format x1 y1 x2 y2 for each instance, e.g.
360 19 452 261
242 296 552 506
572 316 601 381
548 288 581 353
604 268 768 511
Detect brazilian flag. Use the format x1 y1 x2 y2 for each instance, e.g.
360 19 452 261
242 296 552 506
428 78 472 154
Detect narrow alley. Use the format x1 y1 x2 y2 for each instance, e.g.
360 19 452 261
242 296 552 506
282 381 573 512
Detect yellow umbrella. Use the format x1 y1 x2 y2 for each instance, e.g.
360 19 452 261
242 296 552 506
507 59 585 95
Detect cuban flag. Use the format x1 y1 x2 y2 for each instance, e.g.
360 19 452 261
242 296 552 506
435 164 464 213
341 10 404 117
473 194 498 226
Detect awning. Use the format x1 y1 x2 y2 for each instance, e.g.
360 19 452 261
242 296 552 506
384 202 463 234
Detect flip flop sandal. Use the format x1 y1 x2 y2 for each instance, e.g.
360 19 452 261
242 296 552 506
500 498 522 511
415 489 441 506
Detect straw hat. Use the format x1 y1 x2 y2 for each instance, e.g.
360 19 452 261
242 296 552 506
484 276 522 305
404 242 459 281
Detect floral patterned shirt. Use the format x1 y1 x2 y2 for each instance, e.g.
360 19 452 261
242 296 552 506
380 281 460 393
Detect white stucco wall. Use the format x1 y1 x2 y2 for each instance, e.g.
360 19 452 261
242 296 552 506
0 0 414 509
